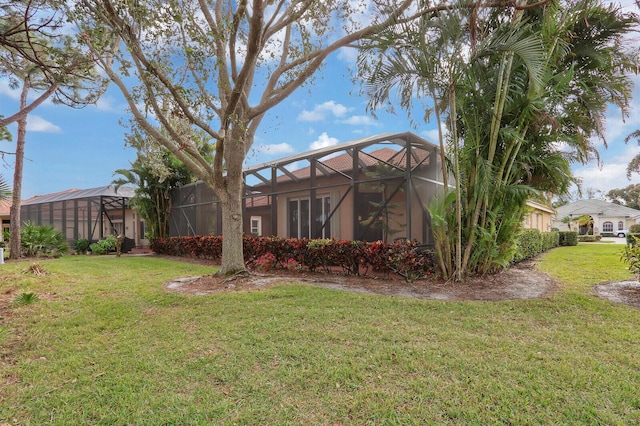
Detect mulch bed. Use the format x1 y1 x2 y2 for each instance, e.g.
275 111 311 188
162 256 558 301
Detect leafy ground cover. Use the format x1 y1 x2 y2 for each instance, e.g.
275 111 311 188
1 246 639 425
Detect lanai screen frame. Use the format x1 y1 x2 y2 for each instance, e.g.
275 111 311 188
20 186 134 243
169 132 446 244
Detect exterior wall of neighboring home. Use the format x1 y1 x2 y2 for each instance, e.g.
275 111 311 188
19 186 146 249
170 132 446 245
523 201 555 232
552 199 640 235
0 200 10 237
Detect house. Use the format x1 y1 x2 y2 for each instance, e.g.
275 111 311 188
523 200 555 232
169 132 447 244
552 199 640 235
0 199 10 237
18 185 146 249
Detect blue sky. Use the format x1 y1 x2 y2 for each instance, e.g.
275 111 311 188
1 4 640 201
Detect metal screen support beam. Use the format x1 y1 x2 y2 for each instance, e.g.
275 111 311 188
87 199 92 241
405 142 413 240
352 147 360 241
271 167 278 236
122 196 126 238
310 158 317 238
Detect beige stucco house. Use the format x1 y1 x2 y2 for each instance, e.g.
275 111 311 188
169 132 447 244
552 199 640 236
523 200 555 232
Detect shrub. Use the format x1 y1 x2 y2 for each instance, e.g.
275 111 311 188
150 235 439 281
558 231 578 246
73 238 90 255
90 235 117 255
578 235 601 243
255 252 277 271
513 229 560 263
20 222 68 257
306 238 332 272
379 240 436 282
627 233 640 247
621 240 640 281
329 239 368 275
629 224 640 233
284 258 302 271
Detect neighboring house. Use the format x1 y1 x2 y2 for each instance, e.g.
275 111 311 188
19 185 147 249
169 132 447 244
0 199 10 237
552 199 640 235
523 200 555 232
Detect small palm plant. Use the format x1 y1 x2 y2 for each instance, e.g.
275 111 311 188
14 292 39 306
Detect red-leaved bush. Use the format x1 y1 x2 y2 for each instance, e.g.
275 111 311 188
150 235 436 282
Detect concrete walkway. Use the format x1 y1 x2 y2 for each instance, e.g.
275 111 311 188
599 236 628 244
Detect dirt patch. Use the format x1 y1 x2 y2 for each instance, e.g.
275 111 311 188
163 257 557 301
594 281 640 309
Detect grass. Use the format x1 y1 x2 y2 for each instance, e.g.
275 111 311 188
1 247 640 425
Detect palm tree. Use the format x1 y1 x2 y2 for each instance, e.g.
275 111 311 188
625 130 640 178
359 0 638 280
113 153 193 239
0 174 10 201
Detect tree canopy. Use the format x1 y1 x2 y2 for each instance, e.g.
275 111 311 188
607 183 640 210
66 0 422 275
358 0 639 279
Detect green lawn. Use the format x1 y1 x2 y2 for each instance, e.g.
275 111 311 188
1 246 640 425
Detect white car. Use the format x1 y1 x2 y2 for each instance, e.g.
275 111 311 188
617 229 629 238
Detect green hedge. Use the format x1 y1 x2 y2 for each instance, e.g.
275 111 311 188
577 235 602 243
627 233 640 247
512 229 559 263
558 231 578 246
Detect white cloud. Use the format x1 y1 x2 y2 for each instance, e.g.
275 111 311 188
337 46 359 64
573 142 640 194
255 142 295 155
93 96 120 112
297 101 350 122
421 126 449 144
310 132 339 150
285 161 304 172
26 115 61 133
340 115 378 126
0 79 19 100
0 78 58 107
421 129 440 143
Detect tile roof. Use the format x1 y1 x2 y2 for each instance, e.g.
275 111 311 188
249 146 432 187
243 131 437 176
0 199 10 216
555 199 640 218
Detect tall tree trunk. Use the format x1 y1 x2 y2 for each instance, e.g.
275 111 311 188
9 81 29 259
214 128 249 276
219 186 245 275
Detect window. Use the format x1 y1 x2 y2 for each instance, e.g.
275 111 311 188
618 221 624 230
602 221 613 233
288 196 331 239
250 216 262 236
139 221 146 239
112 221 124 236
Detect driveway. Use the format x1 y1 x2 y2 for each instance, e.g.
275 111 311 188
600 236 628 244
